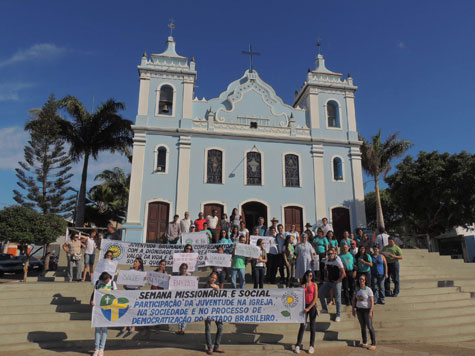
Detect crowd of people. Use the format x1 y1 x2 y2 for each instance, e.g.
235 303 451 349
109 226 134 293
64 210 404 355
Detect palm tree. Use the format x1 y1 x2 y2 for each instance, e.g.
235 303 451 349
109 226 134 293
59 96 133 226
88 167 130 223
360 130 412 231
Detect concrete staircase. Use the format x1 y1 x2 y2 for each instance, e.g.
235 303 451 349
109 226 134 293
0 248 474 352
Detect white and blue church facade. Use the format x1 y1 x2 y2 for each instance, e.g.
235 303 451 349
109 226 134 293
123 34 366 243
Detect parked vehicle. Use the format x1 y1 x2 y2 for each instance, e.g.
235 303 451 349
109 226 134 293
0 254 44 276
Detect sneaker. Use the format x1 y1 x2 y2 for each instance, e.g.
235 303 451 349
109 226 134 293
320 309 328 314
294 345 300 354
308 346 314 354
335 316 341 322
93 350 99 356
98 350 104 356
368 345 376 351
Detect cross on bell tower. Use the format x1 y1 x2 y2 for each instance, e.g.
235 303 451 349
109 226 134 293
241 43 261 73
168 18 175 37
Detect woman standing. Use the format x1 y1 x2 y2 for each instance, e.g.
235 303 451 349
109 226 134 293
313 229 328 281
295 233 316 282
371 246 388 304
253 239 267 288
230 208 242 230
90 271 117 356
239 221 250 243
352 274 376 350
355 246 373 288
295 270 318 354
288 224 300 245
212 246 228 289
151 259 168 290
176 263 191 335
230 226 240 242
204 272 224 354
283 235 296 287
327 231 339 254
121 257 144 334
220 213 230 235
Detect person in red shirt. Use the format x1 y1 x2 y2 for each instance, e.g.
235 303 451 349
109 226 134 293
194 212 206 232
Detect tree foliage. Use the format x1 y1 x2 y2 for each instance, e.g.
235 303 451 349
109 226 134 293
0 205 66 281
13 94 75 216
386 151 475 237
360 130 412 230
58 96 133 226
87 167 130 224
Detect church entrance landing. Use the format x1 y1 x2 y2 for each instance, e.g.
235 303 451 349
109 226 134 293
241 201 267 231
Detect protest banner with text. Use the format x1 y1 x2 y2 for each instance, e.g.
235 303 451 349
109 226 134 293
99 240 234 267
117 270 147 286
168 276 199 290
204 253 232 267
250 235 277 254
182 232 209 245
91 259 119 286
146 271 169 289
172 252 199 272
234 243 260 258
92 288 305 327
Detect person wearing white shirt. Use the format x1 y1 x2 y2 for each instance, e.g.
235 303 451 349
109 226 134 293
206 210 219 243
322 217 333 237
375 228 389 251
82 233 98 282
180 212 192 236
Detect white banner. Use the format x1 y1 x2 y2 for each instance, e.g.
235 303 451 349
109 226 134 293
250 235 277 254
99 240 233 267
92 259 119 286
182 232 209 245
234 243 260 258
172 252 199 273
92 288 305 327
169 276 199 290
205 253 232 267
117 270 147 286
146 271 169 289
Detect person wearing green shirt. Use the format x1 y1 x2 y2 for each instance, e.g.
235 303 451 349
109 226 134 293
355 246 373 288
327 231 339 253
339 243 356 305
202 222 213 243
313 228 328 281
382 237 403 297
231 235 247 288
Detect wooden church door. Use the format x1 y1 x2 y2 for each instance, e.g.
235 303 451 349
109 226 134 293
146 202 169 243
331 207 351 240
284 206 303 234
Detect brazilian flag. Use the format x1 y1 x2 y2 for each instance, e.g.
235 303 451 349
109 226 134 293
100 294 129 322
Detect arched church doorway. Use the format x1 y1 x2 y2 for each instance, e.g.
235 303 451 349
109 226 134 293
203 203 224 241
284 206 303 234
146 201 169 243
331 206 351 241
241 201 268 231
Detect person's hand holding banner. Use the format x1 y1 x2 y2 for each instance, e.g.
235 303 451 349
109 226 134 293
147 271 169 289
117 270 147 286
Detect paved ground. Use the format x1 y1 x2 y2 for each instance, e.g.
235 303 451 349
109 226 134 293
3 342 475 356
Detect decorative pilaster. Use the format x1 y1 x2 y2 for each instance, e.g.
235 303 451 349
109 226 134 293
126 133 146 224
175 136 192 216
350 147 367 227
311 144 327 222
137 74 150 116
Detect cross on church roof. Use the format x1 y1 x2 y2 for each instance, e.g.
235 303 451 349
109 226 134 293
317 38 322 54
168 18 175 36
241 43 260 73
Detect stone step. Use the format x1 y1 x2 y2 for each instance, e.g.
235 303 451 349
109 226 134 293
398 286 461 296
374 312 475 329
371 298 475 311
382 291 471 304
371 304 475 319
0 311 91 324
2 303 91 315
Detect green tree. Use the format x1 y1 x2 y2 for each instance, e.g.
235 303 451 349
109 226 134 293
13 94 75 215
360 130 412 231
58 96 133 227
364 189 403 232
0 206 66 282
386 151 475 238
88 167 130 224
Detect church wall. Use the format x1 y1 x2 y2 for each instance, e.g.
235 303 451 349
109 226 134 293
144 77 184 128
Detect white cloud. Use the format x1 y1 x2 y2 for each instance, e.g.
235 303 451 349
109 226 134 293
0 126 28 169
0 43 69 68
0 82 35 101
397 41 406 49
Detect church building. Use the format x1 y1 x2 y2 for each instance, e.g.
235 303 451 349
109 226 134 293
123 33 366 243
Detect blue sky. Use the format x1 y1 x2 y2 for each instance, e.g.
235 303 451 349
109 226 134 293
0 0 474 208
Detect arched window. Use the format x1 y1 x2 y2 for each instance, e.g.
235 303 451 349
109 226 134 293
207 149 223 184
327 101 340 128
246 151 262 185
156 146 167 173
158 85 173 115
333 157 343 181
284 154 300 187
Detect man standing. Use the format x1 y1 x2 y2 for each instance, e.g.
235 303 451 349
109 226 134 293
382 237 403 297
194 212 207 232
322 217 333 237
319 247 345 322
81 233 98 282
266 217 279 236
274 224 286 284
62 233 85 282
165 215 181 244
105 224 121 240
180 212 192 235
256 217 266 236
339 243 356 305
266 226 279 284
340 231 351 247
375 227 390 251
206 209 219 243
